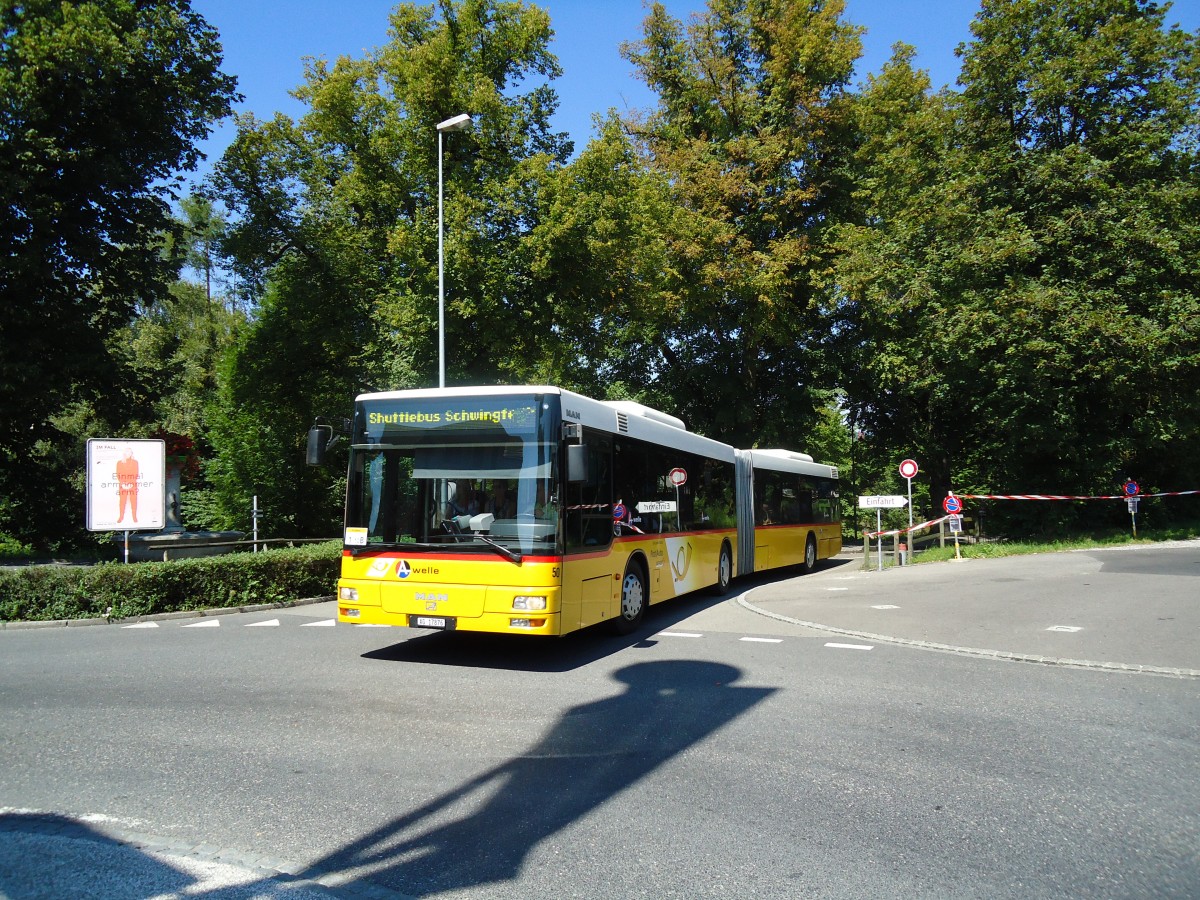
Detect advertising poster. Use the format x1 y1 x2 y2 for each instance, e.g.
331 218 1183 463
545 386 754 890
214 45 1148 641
86 439 166 531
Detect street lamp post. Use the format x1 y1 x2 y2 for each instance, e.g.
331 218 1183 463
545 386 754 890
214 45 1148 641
436 113 473 388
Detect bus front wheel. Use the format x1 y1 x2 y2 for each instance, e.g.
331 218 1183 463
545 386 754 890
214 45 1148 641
712 542 733 594
614 563 647 634
802 534 818 574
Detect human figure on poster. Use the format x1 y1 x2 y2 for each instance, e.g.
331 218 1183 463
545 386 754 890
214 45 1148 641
116 447 139 524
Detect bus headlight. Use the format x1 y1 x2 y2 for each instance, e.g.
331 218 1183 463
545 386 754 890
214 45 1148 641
339 586 359 601
513 596 547 611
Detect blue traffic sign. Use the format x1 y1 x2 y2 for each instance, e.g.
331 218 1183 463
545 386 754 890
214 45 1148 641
1123 480 1140 497
943 494 963 514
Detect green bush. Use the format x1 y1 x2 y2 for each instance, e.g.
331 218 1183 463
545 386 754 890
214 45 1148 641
0 542 340 623
0 533 34 559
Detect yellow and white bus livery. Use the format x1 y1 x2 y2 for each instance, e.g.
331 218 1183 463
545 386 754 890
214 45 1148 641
323 386 840 636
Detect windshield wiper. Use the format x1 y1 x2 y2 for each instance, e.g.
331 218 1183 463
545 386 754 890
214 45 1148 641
477 534 523 564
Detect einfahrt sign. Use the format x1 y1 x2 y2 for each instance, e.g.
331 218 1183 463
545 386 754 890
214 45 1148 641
859 495 908 509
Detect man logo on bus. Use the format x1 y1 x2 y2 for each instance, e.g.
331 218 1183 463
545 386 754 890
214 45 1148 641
396 560 412 579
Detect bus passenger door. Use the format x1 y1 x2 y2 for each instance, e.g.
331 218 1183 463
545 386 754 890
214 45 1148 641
563 431 614 632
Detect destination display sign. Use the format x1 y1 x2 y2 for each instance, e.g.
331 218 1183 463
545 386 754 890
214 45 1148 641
360 396 546 441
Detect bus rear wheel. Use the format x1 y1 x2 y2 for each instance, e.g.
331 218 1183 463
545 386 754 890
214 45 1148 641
802 534 818 574
613 562 646 634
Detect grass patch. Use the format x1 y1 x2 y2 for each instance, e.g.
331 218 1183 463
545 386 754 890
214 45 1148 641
910 521 1200 565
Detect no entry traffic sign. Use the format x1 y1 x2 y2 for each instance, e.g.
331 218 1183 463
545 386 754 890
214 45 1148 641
899 459 919 480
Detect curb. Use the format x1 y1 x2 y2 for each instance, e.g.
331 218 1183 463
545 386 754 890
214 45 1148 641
0 596 334 631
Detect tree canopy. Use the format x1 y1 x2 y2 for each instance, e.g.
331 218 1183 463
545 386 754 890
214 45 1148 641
4 0 1199 551
205 0 573 535
0 0 238 550
832 0 1200 522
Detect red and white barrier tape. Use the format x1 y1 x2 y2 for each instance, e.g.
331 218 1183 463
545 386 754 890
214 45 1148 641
866 514 952 540
959 491 1200 501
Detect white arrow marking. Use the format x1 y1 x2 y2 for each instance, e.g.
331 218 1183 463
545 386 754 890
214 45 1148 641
301 619 336 627
122 622 159 629
246 619 280 627
182 620 219 628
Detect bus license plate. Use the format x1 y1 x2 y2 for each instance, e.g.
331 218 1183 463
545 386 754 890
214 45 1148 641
409 615 455 630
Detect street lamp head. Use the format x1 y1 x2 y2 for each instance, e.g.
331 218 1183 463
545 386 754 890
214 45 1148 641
437 113 473 133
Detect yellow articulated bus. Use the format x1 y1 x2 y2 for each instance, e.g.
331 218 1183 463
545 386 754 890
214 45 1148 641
322 386 840 636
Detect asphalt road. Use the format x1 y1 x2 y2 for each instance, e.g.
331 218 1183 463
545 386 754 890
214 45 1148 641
741 541 1200 674
1 543 1198 899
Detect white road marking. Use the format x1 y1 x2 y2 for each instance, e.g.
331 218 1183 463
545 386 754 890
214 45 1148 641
658 631 703 638
827 587 850 592
246 619 280 627
121 622 159 629
182 620 219 628
825 642 874 651
871 605 900 610
1047 625 1083 633
301 619 336 627
740 637 783 644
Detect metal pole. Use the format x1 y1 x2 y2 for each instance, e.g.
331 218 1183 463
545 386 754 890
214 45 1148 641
876 509 883 572
437 129 446 389
253 495 259 553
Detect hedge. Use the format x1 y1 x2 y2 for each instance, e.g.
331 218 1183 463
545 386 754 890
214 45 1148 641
0 542 341 623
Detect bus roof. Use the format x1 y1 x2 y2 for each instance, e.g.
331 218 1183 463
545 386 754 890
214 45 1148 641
750 448 839 480
354 386 837 475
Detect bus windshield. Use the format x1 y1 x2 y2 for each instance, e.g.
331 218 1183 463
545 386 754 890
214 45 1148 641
345 394 561 557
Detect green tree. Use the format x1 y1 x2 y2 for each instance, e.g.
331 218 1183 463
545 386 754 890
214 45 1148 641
833 1 1200 530
207 0 570 534
620 0 863 449
829 44 965 513
176 194 229 302
520 114 680 397
0 0 238 551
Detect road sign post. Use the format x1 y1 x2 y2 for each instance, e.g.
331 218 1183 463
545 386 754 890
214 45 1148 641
898 459 918 564
860 496 908 572
1123 480 1140 538
943 493 964 560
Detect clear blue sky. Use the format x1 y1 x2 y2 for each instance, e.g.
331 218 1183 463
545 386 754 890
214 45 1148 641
187 0 1200 183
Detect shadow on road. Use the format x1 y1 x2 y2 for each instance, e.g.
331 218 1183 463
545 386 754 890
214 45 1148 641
298 658 773 896
1 661 771 898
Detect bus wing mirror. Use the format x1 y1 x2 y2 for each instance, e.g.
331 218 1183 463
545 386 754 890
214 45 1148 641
567 444 588 483
306 426 331 466
307 418 349 466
